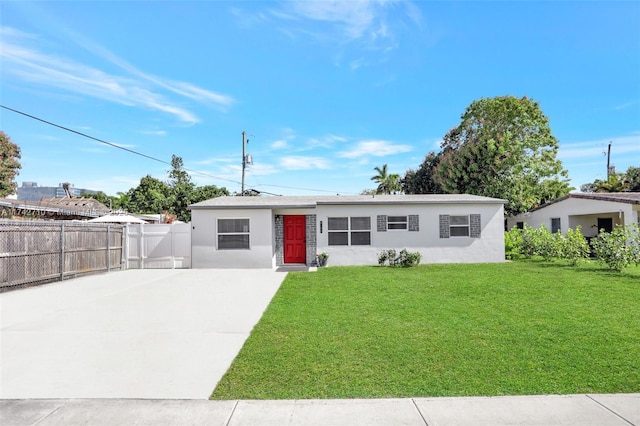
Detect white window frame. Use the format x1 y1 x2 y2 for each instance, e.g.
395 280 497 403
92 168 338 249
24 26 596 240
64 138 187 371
217 218 250 250
328 216 371 246
387 215 408 231
449 215 470 237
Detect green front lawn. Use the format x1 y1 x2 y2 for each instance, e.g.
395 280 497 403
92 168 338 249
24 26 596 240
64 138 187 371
211 261 640 400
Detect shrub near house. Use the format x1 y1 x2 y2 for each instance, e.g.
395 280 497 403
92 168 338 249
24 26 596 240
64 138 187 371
505 223 640 272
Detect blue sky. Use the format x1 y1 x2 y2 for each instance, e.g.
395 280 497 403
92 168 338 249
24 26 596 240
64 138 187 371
1 1 639 197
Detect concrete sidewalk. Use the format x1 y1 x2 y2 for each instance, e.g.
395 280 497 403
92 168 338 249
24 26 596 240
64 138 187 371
1 394 638 426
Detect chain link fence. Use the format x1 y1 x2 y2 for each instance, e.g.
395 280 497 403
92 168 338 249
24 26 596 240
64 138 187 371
0 220 125 291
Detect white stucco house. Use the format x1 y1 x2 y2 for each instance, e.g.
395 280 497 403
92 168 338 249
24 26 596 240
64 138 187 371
506 192 640 236
189 194 506 269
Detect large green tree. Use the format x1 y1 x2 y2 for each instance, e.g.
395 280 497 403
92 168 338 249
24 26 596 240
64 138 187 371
124 155 229 221
167 155 196 222
626 166 640 191
192 184 229 203
0 131 22 197
127 175 172 214
371 164 401 194
403 151 444 194
581 166 640 193
434 96 571 215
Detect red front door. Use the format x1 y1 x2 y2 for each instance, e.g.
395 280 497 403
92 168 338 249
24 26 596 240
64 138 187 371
284 215 306 264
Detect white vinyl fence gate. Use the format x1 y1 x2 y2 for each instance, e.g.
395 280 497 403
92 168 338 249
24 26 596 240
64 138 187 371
125 223 191 269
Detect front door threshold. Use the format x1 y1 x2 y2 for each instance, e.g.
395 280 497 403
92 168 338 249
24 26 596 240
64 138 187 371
276 265 317 273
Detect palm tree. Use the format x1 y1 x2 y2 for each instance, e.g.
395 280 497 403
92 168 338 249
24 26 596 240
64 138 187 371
371 164 402 194
596 174 629 193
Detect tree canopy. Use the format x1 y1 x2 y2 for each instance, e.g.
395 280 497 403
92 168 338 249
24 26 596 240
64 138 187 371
403 152 444 194
580 166 640 193
371 164 401 194
432 96 571 215
123 155 229 221
0 131 22 197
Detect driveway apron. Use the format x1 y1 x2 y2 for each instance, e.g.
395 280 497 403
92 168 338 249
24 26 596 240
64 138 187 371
0 269 286 399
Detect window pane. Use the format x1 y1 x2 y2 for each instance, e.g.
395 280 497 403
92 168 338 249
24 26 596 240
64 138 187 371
351 217 371 230
351 231 371 245
450 216 469 226
218 234 250 249
388 216 407 223
218 218 249 233
328 217 348 230
388 223 407 230
450 226 470 237
328 232 348 246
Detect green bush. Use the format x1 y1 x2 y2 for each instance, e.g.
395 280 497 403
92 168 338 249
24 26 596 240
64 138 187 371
559 226 590 266
505 227 523 260
591 224 640 272
378 249 421 267
507 224 589 266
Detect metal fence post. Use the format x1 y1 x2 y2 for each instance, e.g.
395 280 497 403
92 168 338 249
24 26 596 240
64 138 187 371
60 222 65 281
107 225 111 272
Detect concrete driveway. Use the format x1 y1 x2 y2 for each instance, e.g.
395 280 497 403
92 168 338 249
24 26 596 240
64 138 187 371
0 269 286 399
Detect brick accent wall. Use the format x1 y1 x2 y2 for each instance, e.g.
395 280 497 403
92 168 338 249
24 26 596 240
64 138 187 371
275 215 284 265
439 215 450 238
408 215 419 232
377 215 387 232
470 214 481 238
306 214 317 266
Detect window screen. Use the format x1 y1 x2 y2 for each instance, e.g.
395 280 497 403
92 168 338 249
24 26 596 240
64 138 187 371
328 216 371 246
387 215 408 230
449 215 470 237
217 218 250 249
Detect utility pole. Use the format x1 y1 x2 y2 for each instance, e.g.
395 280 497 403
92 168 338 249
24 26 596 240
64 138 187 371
241 131 253 195
241 131 246 195
606 142 612 181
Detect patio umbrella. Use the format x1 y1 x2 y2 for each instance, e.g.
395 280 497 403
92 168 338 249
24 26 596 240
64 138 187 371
88 214 146 224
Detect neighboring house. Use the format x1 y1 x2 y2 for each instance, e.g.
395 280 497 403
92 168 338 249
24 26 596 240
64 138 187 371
189 194 506 269
506 192 640 237
0 197 110 220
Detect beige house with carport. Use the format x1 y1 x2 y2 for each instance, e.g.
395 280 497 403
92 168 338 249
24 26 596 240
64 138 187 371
506 192 640 237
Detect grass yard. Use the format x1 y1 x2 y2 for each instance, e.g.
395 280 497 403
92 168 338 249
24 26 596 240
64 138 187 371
211 260 640 400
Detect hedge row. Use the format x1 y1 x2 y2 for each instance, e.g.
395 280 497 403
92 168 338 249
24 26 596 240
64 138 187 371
505 223 640 272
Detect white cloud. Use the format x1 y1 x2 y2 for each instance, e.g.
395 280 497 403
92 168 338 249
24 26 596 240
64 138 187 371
271 0 421 54
0 26 235 123
558 134 640 161
614 99 640 110
280 156 331 170
139 130 167 136
338 140 413 158
289 1 380 39
271 139 288 149
306 134 348 149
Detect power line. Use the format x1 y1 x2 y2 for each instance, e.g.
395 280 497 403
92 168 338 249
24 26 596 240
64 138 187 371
1 104 358 195
1 104 242 186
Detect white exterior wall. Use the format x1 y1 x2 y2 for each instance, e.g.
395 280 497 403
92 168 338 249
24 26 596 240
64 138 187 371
191 208 274 268
315 203 505 266
191 202 505 268
507 198 638 237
